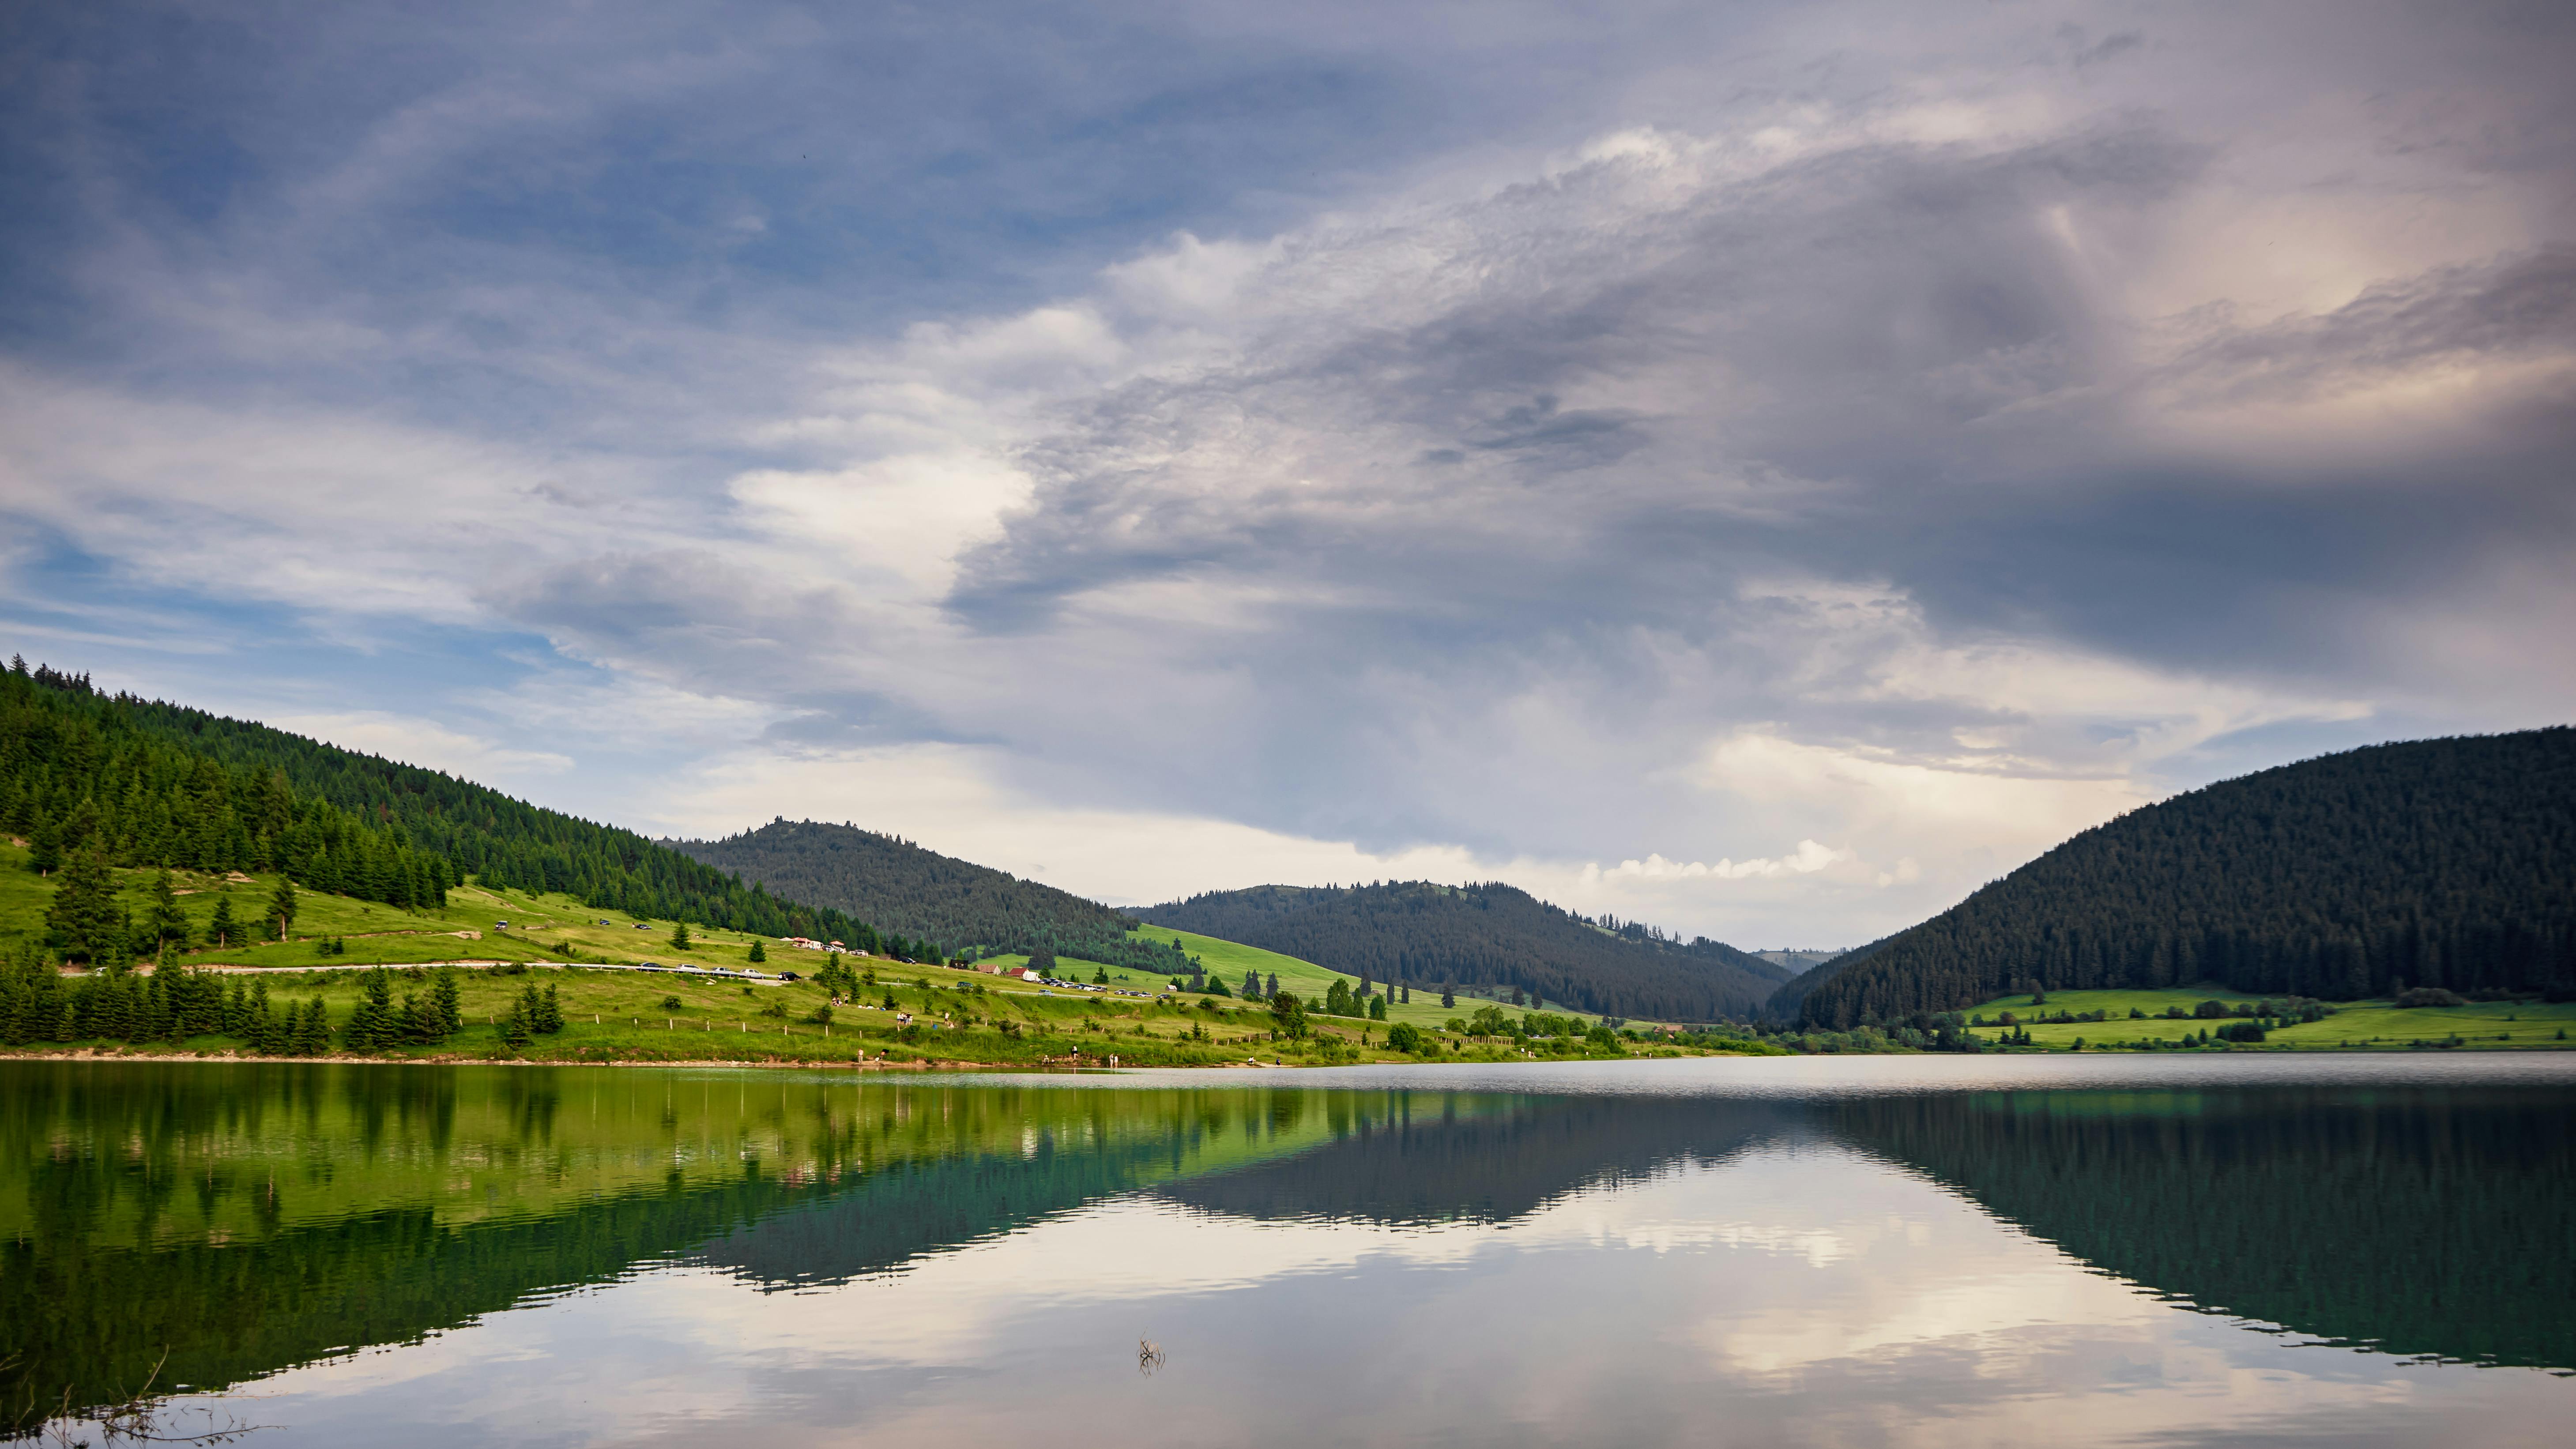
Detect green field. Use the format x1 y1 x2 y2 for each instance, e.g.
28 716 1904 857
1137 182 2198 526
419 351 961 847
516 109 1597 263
3 842 1704 1065
1134 924 1623 1030
1959 986 2576 1050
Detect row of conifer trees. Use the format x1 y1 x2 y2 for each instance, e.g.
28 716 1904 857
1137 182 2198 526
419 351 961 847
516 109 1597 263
0 950 484 1054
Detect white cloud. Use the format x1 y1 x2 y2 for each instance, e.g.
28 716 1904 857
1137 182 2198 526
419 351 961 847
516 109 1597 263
266 713 574 782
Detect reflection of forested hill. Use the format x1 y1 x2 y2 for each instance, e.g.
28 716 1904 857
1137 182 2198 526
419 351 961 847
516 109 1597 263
1157 1094 1789 1224
1830 1087 2576 1370
0 1068 1375 1432
695 1090 1400 1286
3 1170 823 1436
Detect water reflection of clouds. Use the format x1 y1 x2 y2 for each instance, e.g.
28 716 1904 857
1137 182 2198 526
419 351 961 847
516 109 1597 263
173 1129 2576 1448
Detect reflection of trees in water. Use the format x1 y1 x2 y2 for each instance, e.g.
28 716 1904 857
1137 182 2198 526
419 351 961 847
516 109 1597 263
1157 1094 1793 1224
8 1068 2568 1437
0 1073 1384 1433
1826 1087 2576 1371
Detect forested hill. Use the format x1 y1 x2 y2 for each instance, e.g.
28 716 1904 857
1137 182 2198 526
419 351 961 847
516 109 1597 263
1799 727 2576 1029
671 820 1189 975
1141 881 1785 1020
0 659 898 953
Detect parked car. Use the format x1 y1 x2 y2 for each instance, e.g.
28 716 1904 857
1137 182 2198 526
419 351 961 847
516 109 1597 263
777 971 800 982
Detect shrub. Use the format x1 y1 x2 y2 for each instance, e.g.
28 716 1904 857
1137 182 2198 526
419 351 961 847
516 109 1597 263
2394 986 2466 1008
661 995 683 1010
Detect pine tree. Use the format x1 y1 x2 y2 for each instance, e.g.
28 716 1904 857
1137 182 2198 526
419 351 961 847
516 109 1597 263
144 868 193 954
747 939 766 963
45 842 125 963
1243 969 1261 998
392 991 426 1044
267 877 298 941
670 921 692 951
207 891 241 949
538 982 563 1033
294 997 331 1054
1441 983 1456 1009
345 968 393 1051
428 967 463 1038
503 984 543 1047
1265 972 1279 998
28 814 62 874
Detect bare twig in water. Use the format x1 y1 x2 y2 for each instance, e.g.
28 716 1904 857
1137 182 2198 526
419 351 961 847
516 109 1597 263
1137 1338 1165 1375
31 1349 275 1447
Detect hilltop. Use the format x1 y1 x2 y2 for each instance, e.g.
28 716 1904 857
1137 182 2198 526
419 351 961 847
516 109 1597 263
1141 880 1784 1021
1796 727 2576 1028
670 818 1189 979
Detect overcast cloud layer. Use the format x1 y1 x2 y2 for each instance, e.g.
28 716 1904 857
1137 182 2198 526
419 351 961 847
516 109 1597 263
4 0 2571 947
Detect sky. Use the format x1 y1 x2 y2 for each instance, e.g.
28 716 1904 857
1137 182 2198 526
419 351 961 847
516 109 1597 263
3 0 2571 950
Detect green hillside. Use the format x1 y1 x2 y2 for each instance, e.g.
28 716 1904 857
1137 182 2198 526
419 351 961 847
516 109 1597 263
671 818 1194 978
0 661 906 958
1799 728 2576 1029
1143 880 1782 1021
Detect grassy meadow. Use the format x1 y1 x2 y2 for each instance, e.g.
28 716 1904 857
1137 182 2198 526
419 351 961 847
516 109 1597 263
3 844 1700 1066
1133 924 1628 1030
1959 986 2576 1050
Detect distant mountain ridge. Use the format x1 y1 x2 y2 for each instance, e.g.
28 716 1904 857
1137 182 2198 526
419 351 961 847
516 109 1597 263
671 819 1192 977
1795 727 2576 1027
1141 880 1783 1021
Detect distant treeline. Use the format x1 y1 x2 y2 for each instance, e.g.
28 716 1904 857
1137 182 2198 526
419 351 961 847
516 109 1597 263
674 819 1196 978
1143 880 1783 1020
1800 728 2576 1028
1 660 901 957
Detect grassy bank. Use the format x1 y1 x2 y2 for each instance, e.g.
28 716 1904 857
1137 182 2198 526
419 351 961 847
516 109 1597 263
8 953 1717 1066
1958 986 2576 1050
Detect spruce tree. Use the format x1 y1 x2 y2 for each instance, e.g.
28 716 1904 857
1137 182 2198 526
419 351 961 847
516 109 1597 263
295 997 331 1054
207 891 241 949
267 877 298 941
1265 972 1279 998
538 982 563 1033
44 842 124 963
28 814 62 874
1442 983 1456 1009
346 968 393 1051
428 967 463 1039
144 869 193 954
670 921 692 951
748 939 766 963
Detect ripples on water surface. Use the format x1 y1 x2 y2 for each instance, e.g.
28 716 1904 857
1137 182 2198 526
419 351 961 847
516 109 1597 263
5 1055 2571 1447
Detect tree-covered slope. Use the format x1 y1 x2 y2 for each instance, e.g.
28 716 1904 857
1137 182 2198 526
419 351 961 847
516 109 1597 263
671 819 1192 976
1800 727 2576 1028
0 658 894 955
1141 881 1783 1020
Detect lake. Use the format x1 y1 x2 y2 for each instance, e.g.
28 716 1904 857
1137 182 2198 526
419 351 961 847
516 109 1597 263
6 1054 2572 1447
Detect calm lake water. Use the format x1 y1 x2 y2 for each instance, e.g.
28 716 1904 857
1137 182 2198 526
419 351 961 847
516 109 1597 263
7 1055 2573 1447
